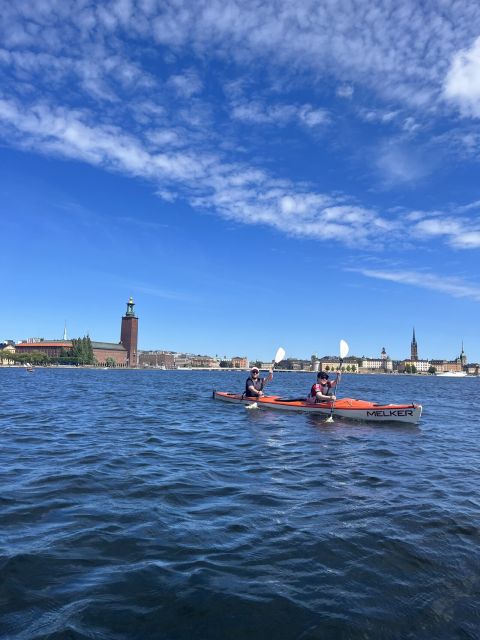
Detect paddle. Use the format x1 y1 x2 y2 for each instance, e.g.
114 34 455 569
325 339 349 423
245 346 286 408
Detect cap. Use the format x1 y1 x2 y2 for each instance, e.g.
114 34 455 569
251 367 259 373
318 371 329 379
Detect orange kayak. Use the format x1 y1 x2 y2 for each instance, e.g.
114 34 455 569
213 391 422 424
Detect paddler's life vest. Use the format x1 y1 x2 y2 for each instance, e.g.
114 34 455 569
245 376 264 397
310 381 332 399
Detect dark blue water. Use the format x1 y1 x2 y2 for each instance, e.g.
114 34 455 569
1 369 480 639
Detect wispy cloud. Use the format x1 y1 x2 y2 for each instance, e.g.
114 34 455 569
2 0 476 113
230 99 330 129
350 268 480 302
1 1 480 255
375 140 433 185
413 216 480 249
2 93 480 252
0 95 394 246
337 85 354 99
167 70 203 98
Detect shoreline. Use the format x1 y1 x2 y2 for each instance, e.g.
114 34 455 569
1 364 478 376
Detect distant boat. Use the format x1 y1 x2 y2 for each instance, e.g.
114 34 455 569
24 363 34 373
436 371 467 377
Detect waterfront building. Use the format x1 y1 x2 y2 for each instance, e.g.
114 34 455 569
231 356 248 369
0 342 15 365
398 360 430 373
360 357 393 372
15 299 138 367
319 358 340 371
14 340 74 359
190 355 220 368
174 353 193 368
429 359 462 373
409 360 430 373
139 351 175 369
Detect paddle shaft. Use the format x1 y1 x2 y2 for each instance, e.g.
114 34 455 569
327 360 343 418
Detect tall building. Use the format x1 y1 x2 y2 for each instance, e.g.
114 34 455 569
410 328 418 361
120 297 138 367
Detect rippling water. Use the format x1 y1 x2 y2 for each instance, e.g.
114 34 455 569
1 368 480 639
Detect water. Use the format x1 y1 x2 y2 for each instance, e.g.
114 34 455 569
1 368 479 639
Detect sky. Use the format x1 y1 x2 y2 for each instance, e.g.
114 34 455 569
1 0 480 362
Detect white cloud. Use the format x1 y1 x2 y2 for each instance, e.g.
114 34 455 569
361 109 399 124
1 95 479 253
351 268 480 302
337 84 354 99
444 36 480 117
414 216 480 249
402 117 421 133
2 0 480 114
2 1 480 258
167 70 203 98
0 96 388 246
231 99 329 129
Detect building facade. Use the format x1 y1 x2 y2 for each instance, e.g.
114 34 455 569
361 357 393 371
231 356 248 368
139 351 176 369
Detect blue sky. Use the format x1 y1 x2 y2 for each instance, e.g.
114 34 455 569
1 1 480 362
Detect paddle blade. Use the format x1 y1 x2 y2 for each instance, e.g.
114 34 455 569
274 347 286 364
339 339 349 360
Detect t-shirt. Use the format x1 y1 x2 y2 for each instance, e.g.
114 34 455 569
245 376 265 397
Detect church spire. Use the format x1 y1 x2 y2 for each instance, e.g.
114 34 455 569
63 322 68 341
459 341 467 366
410 327 418 360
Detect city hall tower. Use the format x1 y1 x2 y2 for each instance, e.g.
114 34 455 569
121 297 138 367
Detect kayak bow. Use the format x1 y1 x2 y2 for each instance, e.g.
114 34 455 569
213 391 422 424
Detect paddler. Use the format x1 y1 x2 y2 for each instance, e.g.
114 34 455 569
308 371 340 403
245 366 273 398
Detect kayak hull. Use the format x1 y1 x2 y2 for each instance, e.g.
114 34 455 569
213 392 422 424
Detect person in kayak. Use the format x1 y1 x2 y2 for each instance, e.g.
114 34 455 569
245 366 273 398
308 371 340 403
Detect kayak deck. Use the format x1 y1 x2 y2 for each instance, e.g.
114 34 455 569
213 391 422 424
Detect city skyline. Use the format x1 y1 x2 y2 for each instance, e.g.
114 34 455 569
4 321 470 365
1 2 480 361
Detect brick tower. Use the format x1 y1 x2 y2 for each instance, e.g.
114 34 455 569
121 297 138 367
